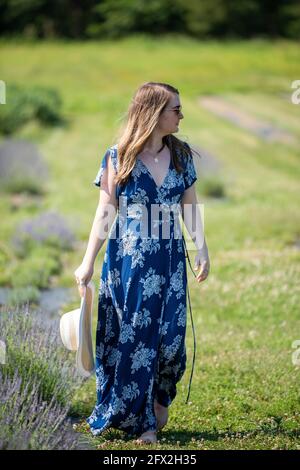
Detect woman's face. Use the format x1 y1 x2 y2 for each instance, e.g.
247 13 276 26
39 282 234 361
158 94 184 134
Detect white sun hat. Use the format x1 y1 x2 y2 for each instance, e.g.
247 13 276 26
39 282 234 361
60 280 95 377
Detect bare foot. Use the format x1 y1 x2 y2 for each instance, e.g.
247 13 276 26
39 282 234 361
154 399 168 431
135 430 157 444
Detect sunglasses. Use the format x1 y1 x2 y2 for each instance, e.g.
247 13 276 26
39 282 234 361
165 106 182 116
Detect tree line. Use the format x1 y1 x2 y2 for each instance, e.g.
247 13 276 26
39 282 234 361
0 0 299 39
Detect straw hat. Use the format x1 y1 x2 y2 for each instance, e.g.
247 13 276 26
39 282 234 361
60 280 95 377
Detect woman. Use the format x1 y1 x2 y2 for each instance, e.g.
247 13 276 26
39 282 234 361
74 82 210 444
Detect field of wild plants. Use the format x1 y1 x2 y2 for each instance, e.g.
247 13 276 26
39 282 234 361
0 36 300 450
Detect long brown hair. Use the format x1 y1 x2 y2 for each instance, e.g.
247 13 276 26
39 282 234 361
112 82 201 187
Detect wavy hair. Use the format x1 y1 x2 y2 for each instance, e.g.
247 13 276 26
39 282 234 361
112 82 201 188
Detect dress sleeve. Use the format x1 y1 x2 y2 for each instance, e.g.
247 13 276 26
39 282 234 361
182 143 198 190
93 147 112 188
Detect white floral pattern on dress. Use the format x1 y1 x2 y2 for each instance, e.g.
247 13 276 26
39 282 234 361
119 322 135 344
176 302 186 327
130 341 157 373
132 308 152 328
139 266 166 300
166 260 185 303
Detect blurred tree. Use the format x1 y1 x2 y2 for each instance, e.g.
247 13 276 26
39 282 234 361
277 0 300 38
0 0 299 39
0 0 97 38
86 0 186 38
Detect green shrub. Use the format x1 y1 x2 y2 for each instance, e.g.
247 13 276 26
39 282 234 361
10 246 62 289
0 244 11 285
3 178 46 195
0 84 64 135
6 286 41 306
201 176 226 198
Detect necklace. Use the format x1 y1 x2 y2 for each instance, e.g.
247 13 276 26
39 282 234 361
144 142 165 163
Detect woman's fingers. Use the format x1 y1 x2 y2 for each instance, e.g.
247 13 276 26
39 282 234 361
78 283 86 298
195 260 210 283
74 269 88 297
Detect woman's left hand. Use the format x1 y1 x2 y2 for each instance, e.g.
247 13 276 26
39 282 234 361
194 253 210 283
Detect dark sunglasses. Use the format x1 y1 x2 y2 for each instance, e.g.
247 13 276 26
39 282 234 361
165 106 182 115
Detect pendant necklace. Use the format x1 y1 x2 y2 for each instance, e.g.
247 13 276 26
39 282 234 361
145 142 165 163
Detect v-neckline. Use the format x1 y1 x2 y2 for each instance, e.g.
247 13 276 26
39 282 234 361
137 154 172 190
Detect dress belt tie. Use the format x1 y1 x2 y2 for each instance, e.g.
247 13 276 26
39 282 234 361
182 234 197 405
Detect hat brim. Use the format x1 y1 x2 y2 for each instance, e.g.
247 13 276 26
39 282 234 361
60 307 81 351
76 281 95 377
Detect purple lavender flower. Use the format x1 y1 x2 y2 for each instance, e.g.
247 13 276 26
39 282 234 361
0 303 86 450
12 210 76 254
0 139 49 194
0 369 81 450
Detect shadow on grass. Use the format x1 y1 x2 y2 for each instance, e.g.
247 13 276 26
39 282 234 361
73 417 300 450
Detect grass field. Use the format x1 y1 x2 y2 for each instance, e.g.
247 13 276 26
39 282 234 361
0 35 300 450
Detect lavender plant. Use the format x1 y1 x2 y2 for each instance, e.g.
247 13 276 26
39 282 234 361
6 286 41 306
12 210 76 257
0 139 49 194
0 369 81 450
0 302 86 449
0 303 84 408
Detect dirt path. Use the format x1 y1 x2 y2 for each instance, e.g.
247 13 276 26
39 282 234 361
199 96 295 145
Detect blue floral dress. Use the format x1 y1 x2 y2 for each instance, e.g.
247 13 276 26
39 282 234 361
86 142 197 437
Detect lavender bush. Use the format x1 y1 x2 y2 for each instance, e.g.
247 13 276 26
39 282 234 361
0 139 49 194
0 303 83 408
0 305 84 450
0 370 80 450
6 286 41 306
0 303 86 449
12 210 76 256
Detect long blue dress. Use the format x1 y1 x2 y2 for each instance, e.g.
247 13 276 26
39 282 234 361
86 142 197 437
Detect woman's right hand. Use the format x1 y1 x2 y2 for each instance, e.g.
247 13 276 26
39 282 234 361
74 262 94 297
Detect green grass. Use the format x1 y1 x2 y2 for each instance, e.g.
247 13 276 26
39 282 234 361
0 35 300 450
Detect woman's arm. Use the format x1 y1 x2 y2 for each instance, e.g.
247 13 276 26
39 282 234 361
83 156 118 266
181 183 210 282
74 154 118 294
